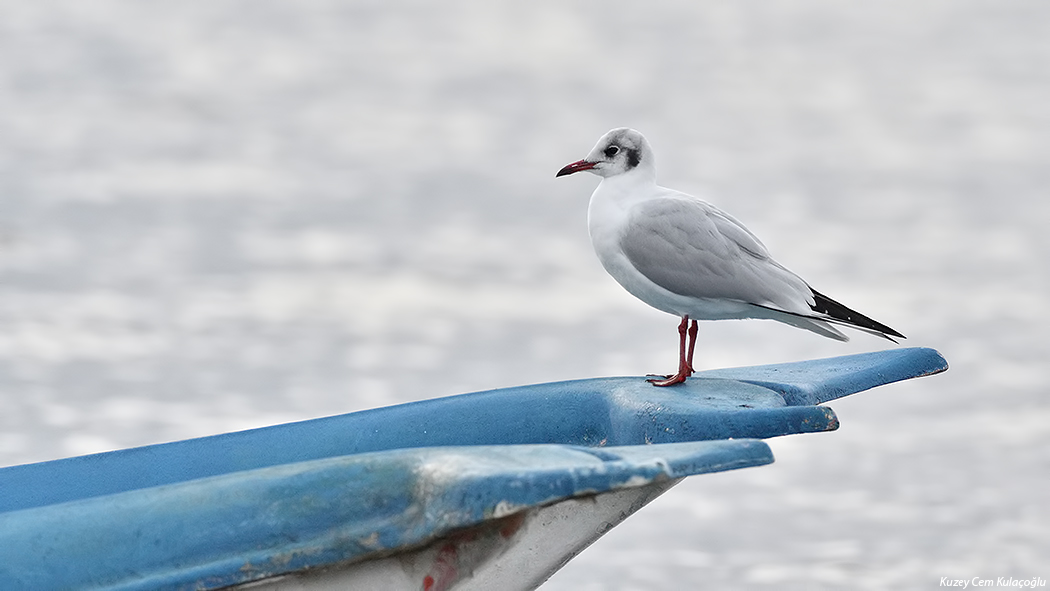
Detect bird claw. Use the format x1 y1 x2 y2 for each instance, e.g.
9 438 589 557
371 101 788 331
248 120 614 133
646 372 689 387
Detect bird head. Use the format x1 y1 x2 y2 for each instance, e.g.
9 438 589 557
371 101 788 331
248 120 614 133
556 128 654 179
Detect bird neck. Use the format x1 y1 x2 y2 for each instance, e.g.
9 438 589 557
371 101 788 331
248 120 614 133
592 166 658 209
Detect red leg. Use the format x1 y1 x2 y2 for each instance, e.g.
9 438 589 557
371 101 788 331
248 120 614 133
648 316 693 387
685 319 698 371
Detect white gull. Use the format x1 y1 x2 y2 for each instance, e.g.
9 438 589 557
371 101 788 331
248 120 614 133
557 128 904 386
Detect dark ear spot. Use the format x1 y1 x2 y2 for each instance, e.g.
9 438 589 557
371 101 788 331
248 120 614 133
626 148 640 169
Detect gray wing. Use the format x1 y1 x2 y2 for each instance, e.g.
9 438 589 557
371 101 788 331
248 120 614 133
619 197 816 314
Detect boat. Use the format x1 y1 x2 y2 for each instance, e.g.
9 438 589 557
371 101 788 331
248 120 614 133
0 347 947 590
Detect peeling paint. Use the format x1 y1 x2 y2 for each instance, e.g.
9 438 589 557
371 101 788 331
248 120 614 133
492 500 522 519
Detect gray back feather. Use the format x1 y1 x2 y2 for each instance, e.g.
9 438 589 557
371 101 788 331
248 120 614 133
619 198 815 314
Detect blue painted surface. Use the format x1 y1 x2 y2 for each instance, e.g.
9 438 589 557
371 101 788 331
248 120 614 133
0 347 946 513
0 440 773 591
0 347 947 590
699 346 948 406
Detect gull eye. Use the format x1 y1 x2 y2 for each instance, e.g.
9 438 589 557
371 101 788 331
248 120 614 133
603 145 620 158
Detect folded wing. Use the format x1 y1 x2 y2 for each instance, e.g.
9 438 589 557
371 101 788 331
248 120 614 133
618 196 904 341
619 197 816 316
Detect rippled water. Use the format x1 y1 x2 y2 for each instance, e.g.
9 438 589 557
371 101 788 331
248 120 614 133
1 2 1047 588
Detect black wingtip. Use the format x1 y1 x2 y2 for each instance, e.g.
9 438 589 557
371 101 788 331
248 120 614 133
810 289 906 341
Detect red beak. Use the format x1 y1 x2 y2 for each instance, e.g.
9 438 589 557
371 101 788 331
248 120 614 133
556 159 596 177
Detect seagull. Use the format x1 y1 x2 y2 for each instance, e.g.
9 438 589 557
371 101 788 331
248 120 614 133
557 128 904 386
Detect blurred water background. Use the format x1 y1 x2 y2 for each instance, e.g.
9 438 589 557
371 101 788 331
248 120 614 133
1 2 1047 589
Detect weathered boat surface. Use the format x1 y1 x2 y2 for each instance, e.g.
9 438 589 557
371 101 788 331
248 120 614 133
0 347 946 591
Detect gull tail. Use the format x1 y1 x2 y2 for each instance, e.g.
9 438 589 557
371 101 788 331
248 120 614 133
809 289 906 343
774 314 851 342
